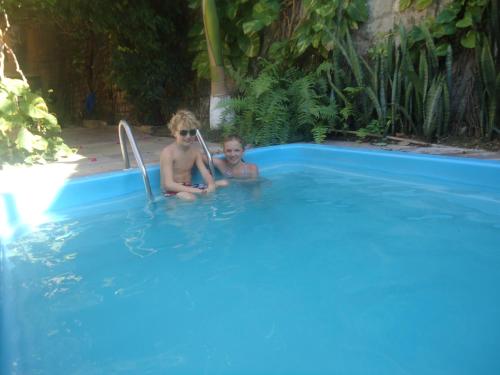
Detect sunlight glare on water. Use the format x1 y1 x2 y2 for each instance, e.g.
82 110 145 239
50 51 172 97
3 166 500 375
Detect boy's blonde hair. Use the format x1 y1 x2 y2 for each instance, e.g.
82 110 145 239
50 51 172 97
168 110 200 134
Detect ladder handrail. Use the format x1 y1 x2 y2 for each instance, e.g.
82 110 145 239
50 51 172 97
118 120 154 201
196 129 216 177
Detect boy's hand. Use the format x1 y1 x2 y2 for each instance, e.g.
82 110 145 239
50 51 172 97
206 184 216 193
189 187 206 194
203 184 215 193
194 186 213 194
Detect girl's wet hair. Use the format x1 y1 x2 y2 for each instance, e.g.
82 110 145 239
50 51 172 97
222 134 244 148
168 110 200 134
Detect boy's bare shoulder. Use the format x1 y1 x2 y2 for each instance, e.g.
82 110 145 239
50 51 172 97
160 145 176 165
191 143 204 154
190 144 205 158
161 143 175 157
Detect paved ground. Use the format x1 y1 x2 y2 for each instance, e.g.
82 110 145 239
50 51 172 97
2 125 500 181
58 125 172 176
59 125 499 178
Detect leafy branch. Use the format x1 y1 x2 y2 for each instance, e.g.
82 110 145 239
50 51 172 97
0 8 72 165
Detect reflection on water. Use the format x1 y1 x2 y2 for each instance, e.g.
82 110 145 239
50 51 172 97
5 220 80 267
43 272 83 299
122 206 158 258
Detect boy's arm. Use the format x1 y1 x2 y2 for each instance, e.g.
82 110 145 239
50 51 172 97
195 151 216 191
161 149 205 194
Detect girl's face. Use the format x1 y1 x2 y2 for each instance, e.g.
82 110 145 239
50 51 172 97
223 140 244 166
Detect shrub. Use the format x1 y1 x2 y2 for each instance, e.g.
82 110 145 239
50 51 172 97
0 78 72 165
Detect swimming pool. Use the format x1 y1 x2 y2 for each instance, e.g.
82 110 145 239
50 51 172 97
2 144 500 374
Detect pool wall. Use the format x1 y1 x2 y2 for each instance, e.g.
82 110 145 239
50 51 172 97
252 144 500 191
2 144 500 238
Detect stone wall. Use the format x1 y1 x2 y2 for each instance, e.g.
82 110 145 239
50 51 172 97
358 0 449 50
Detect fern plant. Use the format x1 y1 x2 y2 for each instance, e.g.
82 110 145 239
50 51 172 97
222 62 337 145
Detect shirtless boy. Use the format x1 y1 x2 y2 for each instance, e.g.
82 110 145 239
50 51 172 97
160 110 226 201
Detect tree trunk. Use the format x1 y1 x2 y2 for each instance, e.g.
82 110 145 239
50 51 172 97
202 0 230 129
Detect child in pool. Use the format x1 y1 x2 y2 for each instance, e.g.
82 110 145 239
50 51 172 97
160 110 227 201
213 135 259 179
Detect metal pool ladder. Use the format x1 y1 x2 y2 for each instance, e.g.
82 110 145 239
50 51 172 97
118 119 154 201
196 129 216 177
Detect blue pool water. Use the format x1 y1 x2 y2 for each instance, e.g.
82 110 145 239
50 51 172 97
2 145 500 374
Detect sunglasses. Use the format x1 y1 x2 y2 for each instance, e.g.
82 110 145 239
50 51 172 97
179 129 197 136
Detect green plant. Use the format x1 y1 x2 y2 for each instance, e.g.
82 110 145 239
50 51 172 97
322 29 383 133
0 78 72 164
320 24 454 141
401 0 495 53
221 61 336 145
188 0 368 79
404 25 452 139
477 38 500 138
99 1 193 123
9 0 193 124
0 6 72 165
189 0 281 79
355 119 384 139
278 0 368 59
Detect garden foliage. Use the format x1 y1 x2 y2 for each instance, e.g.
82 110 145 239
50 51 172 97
3 0 499 153
0 78 72 164
0 3 72 165
222 61 337 145
211 0 499 143
6 0 193 124
189 0 368 79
